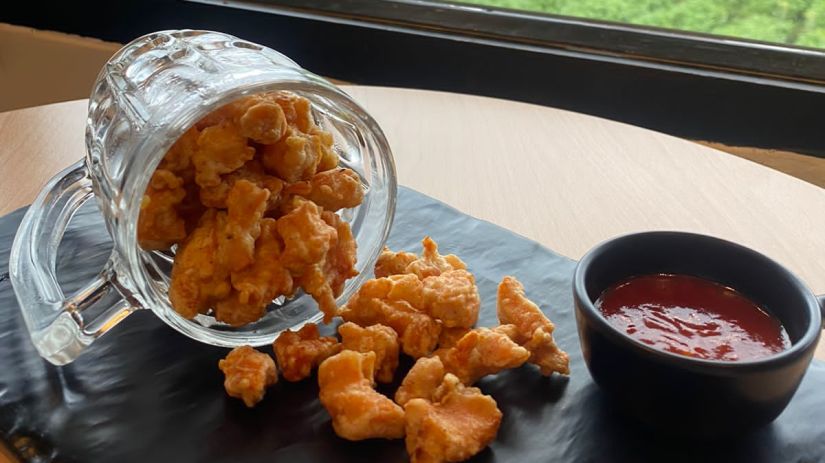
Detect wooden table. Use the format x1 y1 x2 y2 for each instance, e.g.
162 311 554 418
1 85 823 366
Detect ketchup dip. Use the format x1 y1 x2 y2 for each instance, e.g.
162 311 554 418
595 274 790 361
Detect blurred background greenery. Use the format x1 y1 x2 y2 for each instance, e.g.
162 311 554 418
461 0 825 48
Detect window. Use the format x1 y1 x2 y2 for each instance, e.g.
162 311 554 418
459 0 825 49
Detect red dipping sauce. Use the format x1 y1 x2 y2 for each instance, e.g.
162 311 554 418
596 274 790 361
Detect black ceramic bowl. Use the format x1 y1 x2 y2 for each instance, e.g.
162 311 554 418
573 232 824 438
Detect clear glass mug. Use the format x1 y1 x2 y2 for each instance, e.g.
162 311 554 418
9 30 397 365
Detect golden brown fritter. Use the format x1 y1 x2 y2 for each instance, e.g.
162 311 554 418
218 180 269 273
306 168 364 212
218 345 278 408
273 323 341 382
192 123 256 188
199 159 284 210
436 327 529 385
421 270 480 328
168 210 232 318
260 134 321 184
159 126 199 177
276 199 337 273
339 275 441 358
395 356 446 407
297 211 358 323
436 327 472 350
405 237 467 280
404 374 502 463
138 169 188 250
497 276 570 376
374 247 419 278
318 350 406 441
239 100 288 144
146 91 361 327
339 322 400 383
214 219 293 326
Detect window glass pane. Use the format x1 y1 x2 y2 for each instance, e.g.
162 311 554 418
459 0 825 49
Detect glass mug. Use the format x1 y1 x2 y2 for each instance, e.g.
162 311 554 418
10 30 397 365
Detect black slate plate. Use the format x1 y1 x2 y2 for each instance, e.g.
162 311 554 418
1 186 824 463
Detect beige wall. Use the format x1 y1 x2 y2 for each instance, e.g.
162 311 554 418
0 23 121 112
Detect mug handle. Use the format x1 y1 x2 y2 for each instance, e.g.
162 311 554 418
10 160 136 365
818 295 825 328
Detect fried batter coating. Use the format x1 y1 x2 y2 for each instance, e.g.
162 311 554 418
239 101 288 144
339 275 441 358
169 210 232 318
215 219 293 326
437 327 473 350
497 276 570 376
230 218 293 304
406 237 467 279
404 374 502 463
339 322 400 383
313 128 339 172
274 323 341 382
159 126 199 177
276 199 337 273
138 169 187 250
260 133 321 183
374 247 418 278
218 345 277 408
306 168 364 212
318 350 406 441
395 357 446 407
193 123 256 188
421 270 480 328
217 180 269 273
297 211 358 323
436 327 529 385
199 159 284 210
272 90 316 132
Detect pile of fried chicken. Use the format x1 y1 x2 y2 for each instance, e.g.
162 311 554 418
138 91 363 325
219 238 569 463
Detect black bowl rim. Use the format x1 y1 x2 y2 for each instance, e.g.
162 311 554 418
573 231 822 374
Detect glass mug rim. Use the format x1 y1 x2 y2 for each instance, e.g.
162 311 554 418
11 30 397 364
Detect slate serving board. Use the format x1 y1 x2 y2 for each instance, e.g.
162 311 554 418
1 186 823 463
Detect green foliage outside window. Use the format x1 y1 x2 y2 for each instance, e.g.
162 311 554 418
462 0 825 48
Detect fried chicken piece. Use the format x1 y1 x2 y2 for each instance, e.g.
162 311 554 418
404 374 502 463
313 128 339 172
339 322 400 383
306 168 364 212
437 327 473 350
497 276 570 376
218 345 278 408
274 323 341 382
239 100 288 144
199 159 284 210
395 357 446 407
138 169 187 250
271 90 316 133
214 219 293 326
339 275 441 358
421 270 480 328
168 210 232 318
159 126 199 177
297 211 358 323
406 237 467 280
276 199 337 273
192 123 256 188
260 133 321 183
217 180 269 273
318 350 405 441
374 247 418 278
436 327 529 385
